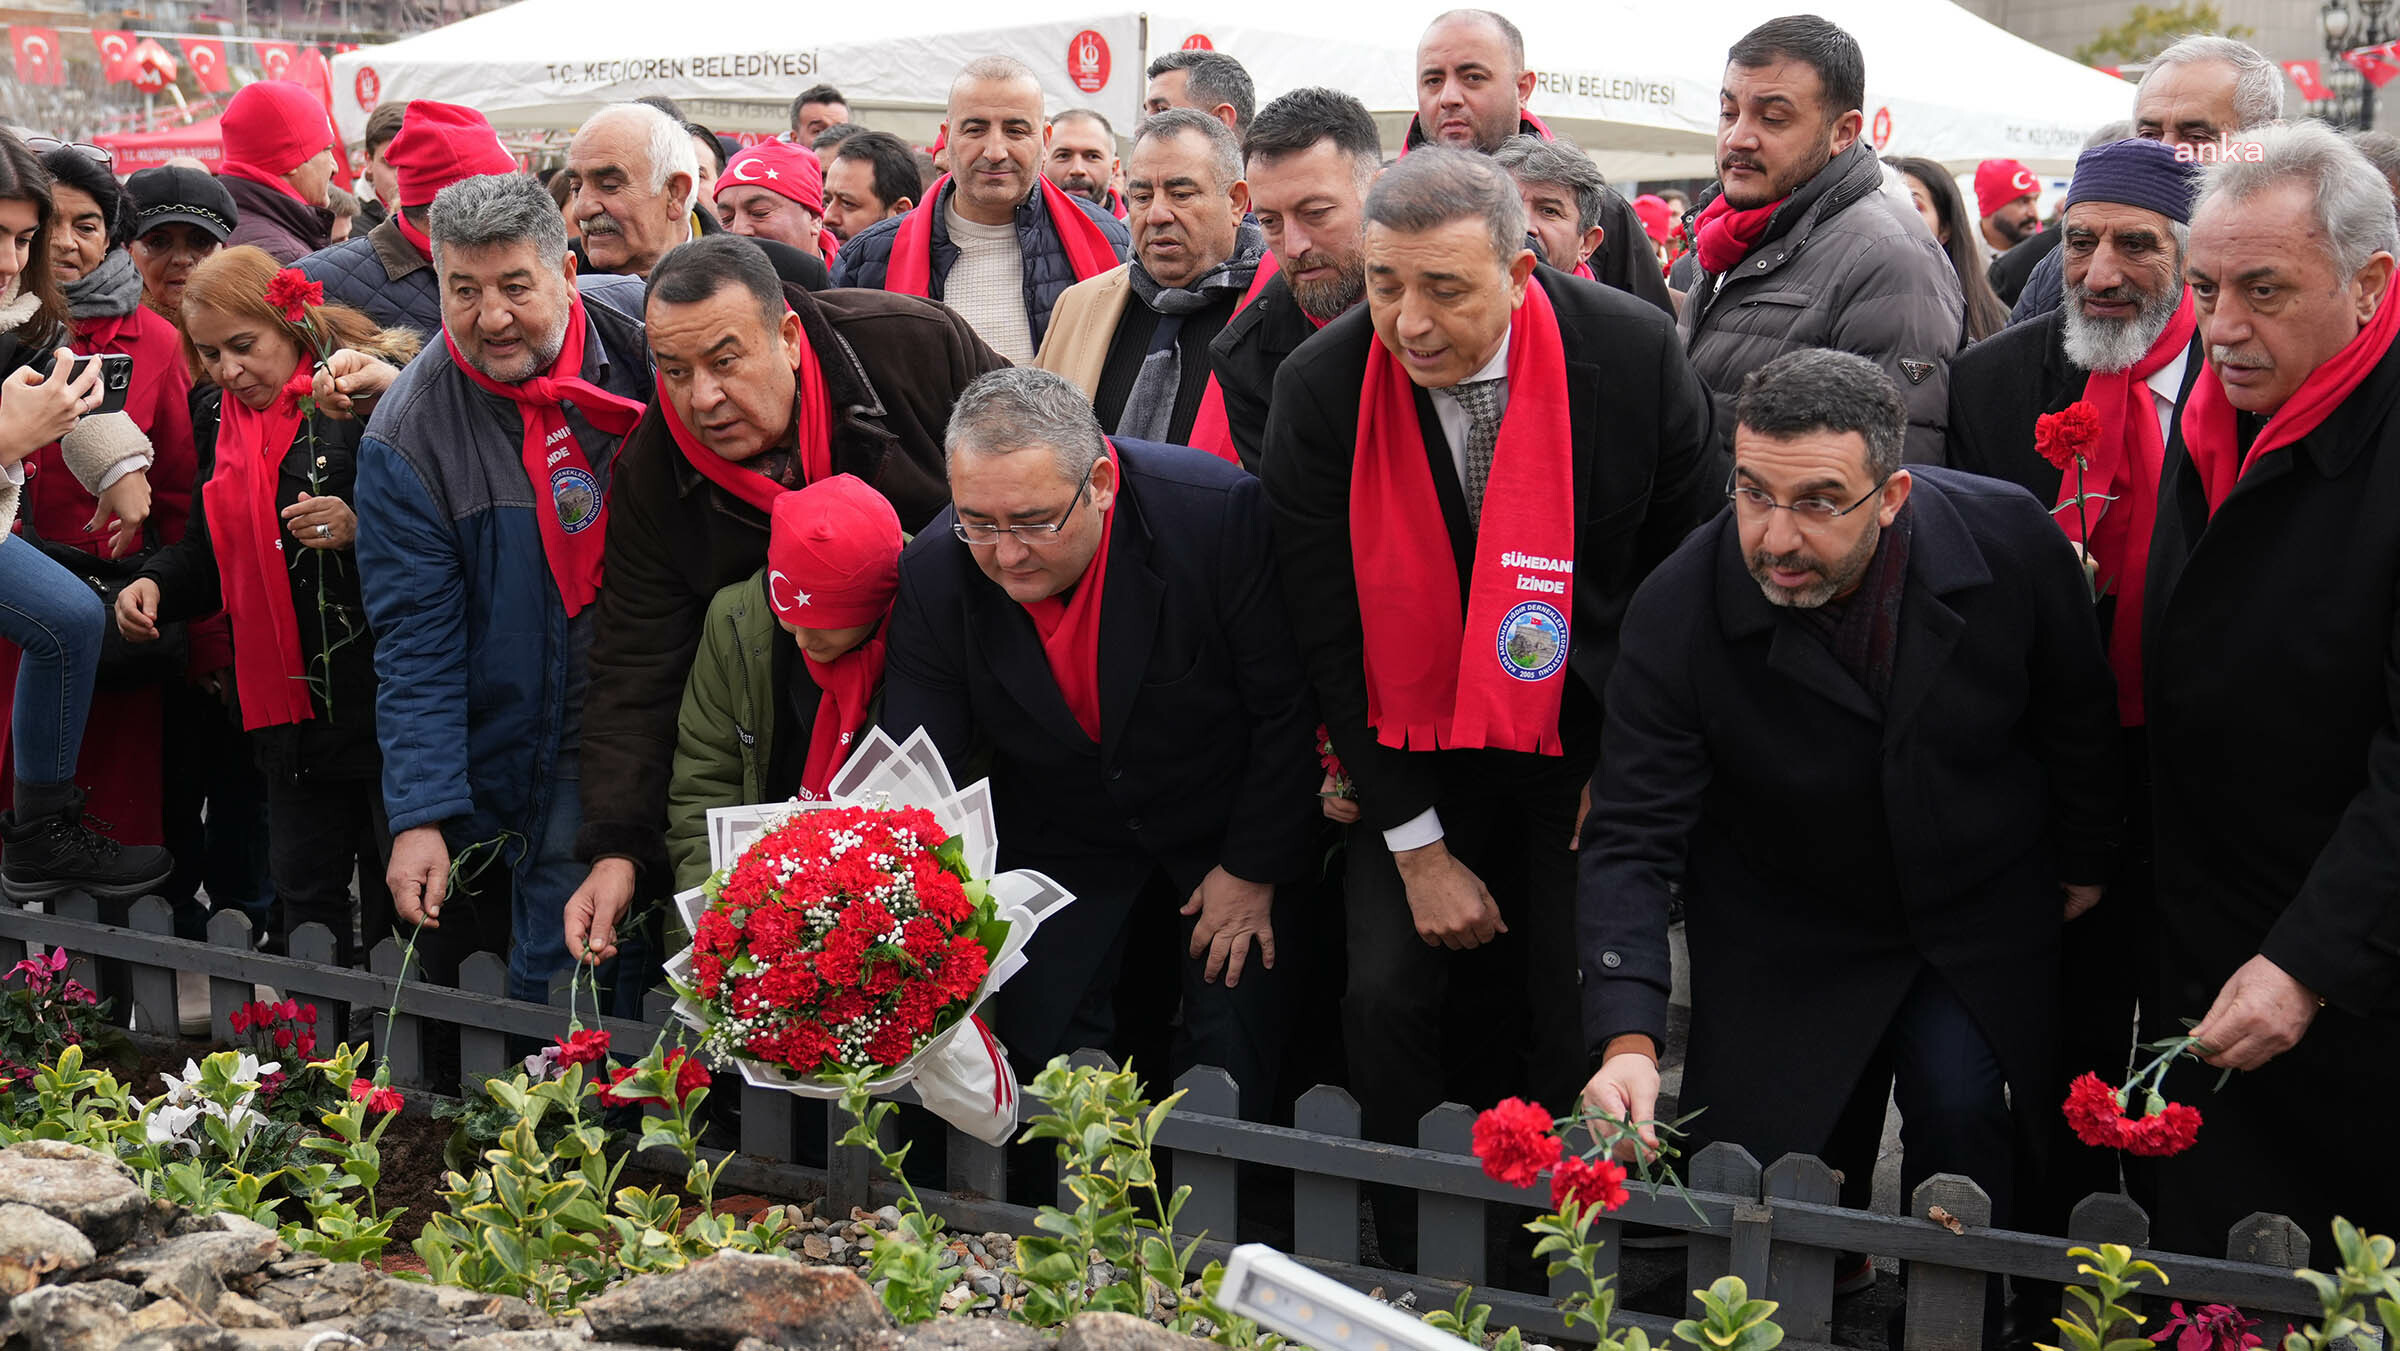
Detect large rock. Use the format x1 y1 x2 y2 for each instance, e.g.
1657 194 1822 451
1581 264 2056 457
0 1203 96 1294
889 1322 1056 1350
82 1223 283 1313
580 1252 888 1350
1056 1313 1211 1351
11 1282 133 1351
0 1143 149 1253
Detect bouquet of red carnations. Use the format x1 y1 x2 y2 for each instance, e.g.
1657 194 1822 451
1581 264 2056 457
664 729 1072 1144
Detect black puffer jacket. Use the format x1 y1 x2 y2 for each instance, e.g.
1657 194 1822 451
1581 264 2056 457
830 178 1130 348
299 218 440 345
141 389 380 783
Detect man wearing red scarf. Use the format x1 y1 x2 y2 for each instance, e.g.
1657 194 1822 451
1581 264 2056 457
355 172 655 1004
1945 134 2205 1242
561 236 1005 973
2146 122 2400 1256
217 80 340 264
301 99 519 345
713 141 840 263
1260 148 1717 1265
880 368 1320 1121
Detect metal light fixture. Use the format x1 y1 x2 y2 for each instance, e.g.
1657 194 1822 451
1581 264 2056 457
2329 0 2356 45
1217 1245 1480 1351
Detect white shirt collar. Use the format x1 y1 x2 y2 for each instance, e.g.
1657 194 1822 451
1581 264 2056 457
1436 334 1510 395
2147 345 2189 407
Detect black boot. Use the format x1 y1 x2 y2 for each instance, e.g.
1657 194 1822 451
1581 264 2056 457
2 793 175 903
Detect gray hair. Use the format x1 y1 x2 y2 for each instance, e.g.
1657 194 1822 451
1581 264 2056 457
1491 133 1605 233
2194 120 2400 282
2352 129 2400 190
1134 107 1242 192
944 367 1110 483
1735 349 1906 482
429 171 568 272
2084 119 2133 149
577 102 699 213
1144 50 1256 135
2141 35 2284 130
1363 146 1527 272
955 55 1040 100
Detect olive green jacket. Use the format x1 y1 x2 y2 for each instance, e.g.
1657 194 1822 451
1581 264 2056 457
667 572 781 893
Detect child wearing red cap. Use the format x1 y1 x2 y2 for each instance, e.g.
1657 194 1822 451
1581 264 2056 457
664 474 903 890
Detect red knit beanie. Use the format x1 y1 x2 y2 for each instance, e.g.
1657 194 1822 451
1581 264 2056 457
389 101 520 208
714 141 825 216
766 475 903 629
1972 159 2040 220
221 80 335 175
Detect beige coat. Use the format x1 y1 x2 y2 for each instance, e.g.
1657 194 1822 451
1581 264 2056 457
1032 263 1136 398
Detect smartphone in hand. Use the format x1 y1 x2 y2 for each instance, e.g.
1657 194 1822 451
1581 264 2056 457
32 351 133 418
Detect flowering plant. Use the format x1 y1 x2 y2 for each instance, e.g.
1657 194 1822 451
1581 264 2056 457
0 948 119 1085
2149 1301 2263 1350
347 1077 405 1115
2063 1032 2212 1158
2034 400 2114 601
1315 724 1354 801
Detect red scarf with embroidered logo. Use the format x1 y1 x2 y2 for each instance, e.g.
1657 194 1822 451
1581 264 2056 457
1020 443 1119 744
885 174 1120 297
2181 286 2400 515
1185 250 1283 463
652 311 835 515
1691 193 1783 276
442 295 646 617
203 364 318 730
2054 292 2193 726
1351 280 1576 755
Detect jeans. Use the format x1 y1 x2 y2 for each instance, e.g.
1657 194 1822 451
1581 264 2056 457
507 756 578 1003
0 534 103 794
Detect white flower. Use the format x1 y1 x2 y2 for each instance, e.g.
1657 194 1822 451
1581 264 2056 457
144 1101 204 1152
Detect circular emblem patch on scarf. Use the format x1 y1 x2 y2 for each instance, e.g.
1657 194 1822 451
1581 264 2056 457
552 465 601 534
1496 601 1568 681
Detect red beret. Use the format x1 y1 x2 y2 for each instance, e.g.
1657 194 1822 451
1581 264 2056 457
389 101 519 208
716 141 824 216
1973 159 2041 220
221 80 335 176
766 475 902 629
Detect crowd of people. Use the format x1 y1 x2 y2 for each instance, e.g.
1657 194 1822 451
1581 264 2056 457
0 6 2392 1303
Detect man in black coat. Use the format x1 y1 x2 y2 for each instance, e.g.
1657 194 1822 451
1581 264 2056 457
1210 87 1380 473
560 235 1007 971
1580 349 2121 1247
879 368 1320 1115
1261 149 1717 1217
2146 122 2400 1255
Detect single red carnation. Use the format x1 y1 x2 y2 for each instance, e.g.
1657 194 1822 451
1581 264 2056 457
2034 401 2102 472
865 1019 919 1067
2062 1072 2126 1149
348 1078 404 1114
1550 1155 1632 1215
264 268 324 323
1472 1097 1562 1188
554 1028 611 1068
2119 1101 2202 1158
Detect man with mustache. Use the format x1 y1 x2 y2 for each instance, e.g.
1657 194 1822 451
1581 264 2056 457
823 131 922 245
834 56 1130 364
1580 351 2118 1318
1034 111 1266 453
1682 15 1961 465
1208 87 1381 471
1973 159 2043 264
1044 110 1122 218
2145 122 2400 1256
1944 134 2203 1239
563 102 827 291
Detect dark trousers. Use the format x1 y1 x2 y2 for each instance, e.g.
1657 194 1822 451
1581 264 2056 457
265 775 393 968
1827 968 2017 1227
1341 758 1587 1152
160 682 271 938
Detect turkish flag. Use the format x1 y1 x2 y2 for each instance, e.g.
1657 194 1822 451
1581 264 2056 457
2347 41 2400 89
129 36 176 93
255 40 297 80
180 37 230 92
10 26 62 85
92 28 136 82
2284 59 2333 101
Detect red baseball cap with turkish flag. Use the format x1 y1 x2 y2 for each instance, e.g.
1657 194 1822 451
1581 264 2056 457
388 101 519 208
714 140 825 216
1973 158 2041 219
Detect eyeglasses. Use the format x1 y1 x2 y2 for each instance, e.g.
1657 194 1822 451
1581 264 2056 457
24 138 112 169
951 478 1090 546
1726 471 1891 529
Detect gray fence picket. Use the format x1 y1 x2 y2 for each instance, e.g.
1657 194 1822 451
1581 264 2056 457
827 1091 873 1218
2227 1212 2309 1346
206 909 254 1041
286 924 338 1024
1686 1141 1761 1317
1764 1152 1840 1341
55 893 102 1009
456 952 511 1084
2066 1192 2153 1330
124 897 177 1039
547 968 578 1017
947 1125 1007 1202
1901 1174 1993 1351
369 939 423 1089
741 1084 795 1167
1292 1086 1360 1266
1172 1067 1240 1245
1416 1103 1484 1285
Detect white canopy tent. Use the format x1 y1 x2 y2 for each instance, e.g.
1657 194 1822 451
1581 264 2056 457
329 0 2134 180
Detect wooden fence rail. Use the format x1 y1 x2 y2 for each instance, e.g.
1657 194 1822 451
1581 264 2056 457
0 898 2329 1350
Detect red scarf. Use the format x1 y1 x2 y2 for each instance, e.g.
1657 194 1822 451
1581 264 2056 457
202 364 319 731
1020 444 1119 743
392 209 434 263
885 174 1120 297
1185 251 1282 463
217 159 310 205
2182 286 2400 514
1351 280 1576 755
1572 260 1595 281
800 635 885 798
1691 193 1783 276
442 296 646 617
2055 293 2194 726
653 314 835 515
818 227 840 269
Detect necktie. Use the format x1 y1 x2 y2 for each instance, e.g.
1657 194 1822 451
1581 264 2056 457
1452 378 1506 522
